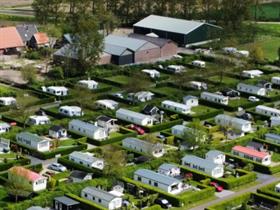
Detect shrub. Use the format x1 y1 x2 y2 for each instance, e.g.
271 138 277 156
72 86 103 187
48 67 64 80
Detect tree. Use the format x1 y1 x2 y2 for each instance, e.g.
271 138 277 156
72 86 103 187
124 72 152 93
21 65 37 85
249 43 264 62
6 169 32 202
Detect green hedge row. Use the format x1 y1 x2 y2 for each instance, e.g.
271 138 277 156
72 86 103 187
66 193 107 210
0 14 36 22
0 156 30 172
122 177 215 207
253 138 280 153
143 119 183 133
257 181 280 200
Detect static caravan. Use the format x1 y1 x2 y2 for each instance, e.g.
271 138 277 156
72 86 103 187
134 169 183 194
122 137 165 158
189 81 207 90
236 50 249 58
0 122 10 134
78 80 98 90
16 132 50 152
142 69 160 78
265 133 280 144
0 97 16 106
43 86 68 96
223 47 237 54
28 115 50 125
237 83 266 96
205 150 225 165
181 155 224 178
215 114 252 132
183 96 199 108
158 163 180 177
241 70 263 79
68 119 107 140
95 99 119 110
255 105 280 117
232 145 271 166
69 151 104 170
49 125 67 139
166 65 184 74
161 100 191 114
201 92 229 105
59 106 83 117
116 108 153 126
272 77 280 85
192 60 206 68
81 187 122 210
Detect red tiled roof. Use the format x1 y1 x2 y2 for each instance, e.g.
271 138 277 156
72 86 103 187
9 166 44 182
33 32 49 45
232 145 269 159
0 27 24 49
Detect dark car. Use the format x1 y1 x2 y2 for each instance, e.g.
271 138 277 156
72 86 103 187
134 156 150 164
155 198 172 209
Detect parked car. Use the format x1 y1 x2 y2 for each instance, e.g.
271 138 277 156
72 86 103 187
134 156 150 164
248 96 260 102
128 124 145 135
48 163 67 172
210 182 223 192
155 198 172 209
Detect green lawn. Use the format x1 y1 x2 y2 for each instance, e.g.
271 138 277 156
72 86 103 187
228 97 256 107
191 105 219 116
0 153 17 159
272 152 280 162
58 139 77 147
151 87 187 97
251 3 280 21
208 76 240 86
104 75 131 85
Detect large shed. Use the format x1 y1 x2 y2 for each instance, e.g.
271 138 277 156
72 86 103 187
133 15 222 46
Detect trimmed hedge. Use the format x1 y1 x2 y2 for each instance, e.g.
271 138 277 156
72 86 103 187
0 156 30 172
257 181 280 200
66 193 107 210
143 119 183 133
122 177 215 207
253 138 280 152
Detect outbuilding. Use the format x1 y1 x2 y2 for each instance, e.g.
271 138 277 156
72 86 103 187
201 92 229 105
161 100 191 114
0 26 24 54
16 24 38 45
116 108 154 126
237 83 266 96
49 125 67 139
29 32 49 48
133 15 222 46
69 151 104 170
215 114 252 132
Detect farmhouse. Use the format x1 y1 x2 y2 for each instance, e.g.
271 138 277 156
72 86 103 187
0 26 24 54
16 24 38 45
232 145 271 165
28 115 50 125
242 70 263 78
43 86 69 96
265 133 280 144
29 32 49 48
272 77 280 85
95 99 119 110
81 187 122 210
0 122 10 134
205 150 226 165
8 166 47 192
69 151 104 170
201 92 229 105
237 83 266 96
68 119 107 140
105 35 161 63
183 95 199 108
116 108 154 126
77 80 98 90
134 169 184 194
16 132 50 152
181 155 224 178
142 69 160 78
133 15 222 46
255 105 280 117
96 115 119 133
161 100 191 114
122 137 165 157
0 97 16 106
215 114 252 132
158 163 181 177
128 33 178 57
53 196 80 210
59 106 83 117
49 125 67 139
192 60 206 68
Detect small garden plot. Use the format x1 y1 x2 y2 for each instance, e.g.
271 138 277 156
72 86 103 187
190 105 220 118
208 75 240 86
104 75 131 86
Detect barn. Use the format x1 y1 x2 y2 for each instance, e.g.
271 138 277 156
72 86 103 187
104 43 134 65
133 15 222 46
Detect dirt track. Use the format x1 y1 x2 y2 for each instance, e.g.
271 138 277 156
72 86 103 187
0 0 32 7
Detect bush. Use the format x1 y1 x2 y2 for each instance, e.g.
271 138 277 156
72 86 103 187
0 156 30 172
48 67 64 80
257 181 280 200
25 51 41 60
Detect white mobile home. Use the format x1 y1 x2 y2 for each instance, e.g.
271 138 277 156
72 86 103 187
242 70 263 78
95 100 119 110
265 133 280 144
49 125 67 139
205 150 226 165
161 100 191 114
134 169 184 194
122 137 165 158
16 132 50 152
181 155 224 178
271 117 280 127
69 151 104 170
158 163 180 177
232 145 271 166
81 187 122 210
0 122 10 134
215 114 252 132
166 65 184 73
116 108 153 126
68 119 107 140
0 97 16 106
237 83 266 96
43 86 68 96
28 115 50 125
272 77 280 85
189 81 207 90
78 80 98 90
255 105 280 117
201 92 229 105
142 69 160 78
192 60 206 68
0 138 10 153
183 96 199 108
59 106 83 117
129 91 154 102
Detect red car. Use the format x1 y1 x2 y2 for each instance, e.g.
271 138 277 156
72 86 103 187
128 124 145 135
210 182 223 192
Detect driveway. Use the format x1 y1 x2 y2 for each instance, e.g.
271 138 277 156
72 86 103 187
215 190 235 198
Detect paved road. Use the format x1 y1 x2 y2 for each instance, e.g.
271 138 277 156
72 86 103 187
0 9 34 17
189 174 280 210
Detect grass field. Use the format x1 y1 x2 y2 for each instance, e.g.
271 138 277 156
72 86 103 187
208 76 240 86
251 3 280 21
